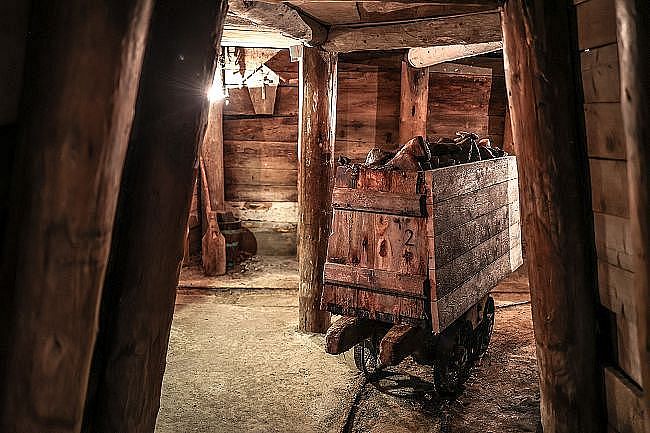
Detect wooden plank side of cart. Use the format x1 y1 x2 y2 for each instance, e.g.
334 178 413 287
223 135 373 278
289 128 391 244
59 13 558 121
427 156 522 333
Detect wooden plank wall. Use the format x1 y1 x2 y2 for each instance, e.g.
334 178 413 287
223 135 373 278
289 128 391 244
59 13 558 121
575 0 647 430
336 53 509 162
200 50 509 257
336 53 402 161
427 57 507 148
223 48 298 256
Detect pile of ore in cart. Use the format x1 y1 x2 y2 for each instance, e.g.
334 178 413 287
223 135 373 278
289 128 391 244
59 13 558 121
322 132 522 394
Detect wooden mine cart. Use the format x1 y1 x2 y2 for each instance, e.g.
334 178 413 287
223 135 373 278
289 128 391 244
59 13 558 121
321 156 522 393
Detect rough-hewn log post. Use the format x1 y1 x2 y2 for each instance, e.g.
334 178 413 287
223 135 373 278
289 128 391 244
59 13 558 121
298 47 337 333
81 1 228 432
0 2 153 431
200 66 227 276
615 0 650 420
500 1 604 432
398 60 429 144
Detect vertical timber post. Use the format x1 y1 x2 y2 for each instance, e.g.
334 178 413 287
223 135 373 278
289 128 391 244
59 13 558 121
200 63 227 276
82 1 228 432
615 0 650 423
500 1 604 432
0 1 153 431
398 60 429 144
298 47 337 333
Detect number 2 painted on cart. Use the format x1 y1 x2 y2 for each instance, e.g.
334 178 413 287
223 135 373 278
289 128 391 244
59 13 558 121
404 229 415 246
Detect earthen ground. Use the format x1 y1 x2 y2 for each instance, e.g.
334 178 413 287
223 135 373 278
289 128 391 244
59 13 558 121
156 259 540 433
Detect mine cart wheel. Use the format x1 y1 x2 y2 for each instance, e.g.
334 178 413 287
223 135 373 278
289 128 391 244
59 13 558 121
474 296 495 359
354 338 380 377
434 321 474 395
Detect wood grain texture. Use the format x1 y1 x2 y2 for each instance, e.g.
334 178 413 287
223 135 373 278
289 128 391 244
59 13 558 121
434 203 519 268
297 48 337 333
584 103 626 160
398 61 429 143
199 157 227 276
0 2 153 431
324 263 427 298
336 67 400 158
322 284 427 327
408 42 503 68
615 0 650 414
580 43 620 103
225 184 297 202
434 228 515 299
433 249 520 330
332 188 426 217
223 140 297 170
325 317 382 355
81 2 226 432
577 0 618 50
597 260 642 384
590 158 629 217
378 324 424 367
433 179 519 234
223 116 297 142
501 1 604 430
374 214 428 275
593 212 634 271
225 85 298 116
202 75 226 211
429 156 517 202
323 11 502 52
225 167 297 187
603 367 646 432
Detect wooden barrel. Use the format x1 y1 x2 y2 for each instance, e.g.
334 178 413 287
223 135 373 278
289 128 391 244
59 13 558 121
219 218 242 269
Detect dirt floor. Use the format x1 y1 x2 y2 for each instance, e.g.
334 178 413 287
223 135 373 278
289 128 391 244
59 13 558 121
156 259 540 433
178 256 299 290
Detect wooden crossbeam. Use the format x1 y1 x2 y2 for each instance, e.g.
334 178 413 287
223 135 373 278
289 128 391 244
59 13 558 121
325 317 382 354
228 0 327 46
407 41 503 68
322 11 502 52
378 324 425 367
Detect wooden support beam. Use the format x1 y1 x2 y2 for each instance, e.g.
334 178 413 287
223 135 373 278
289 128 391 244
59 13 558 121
407 41 503 68
297 47 337 333
325 317 383 354
200 67 227 276
399 60 429 143
378 324 424 367
615 0 650 421
81 1 228 432
322 11 501 53
228 0 327 46
500 1 604 432
0 1 153 431
271 0 500 5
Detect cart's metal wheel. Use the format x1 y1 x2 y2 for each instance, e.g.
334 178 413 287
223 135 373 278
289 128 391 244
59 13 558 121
475 296 495 358
434 321 474 395
354 338 379 377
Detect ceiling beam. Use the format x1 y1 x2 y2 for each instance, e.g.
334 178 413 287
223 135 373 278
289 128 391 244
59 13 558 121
222 27 301 48
322 11 502 52
264 1 500 5
228 0 327 46
407 41 502 67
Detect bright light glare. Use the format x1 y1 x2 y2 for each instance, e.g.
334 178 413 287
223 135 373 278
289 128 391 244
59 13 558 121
207 83 225 102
